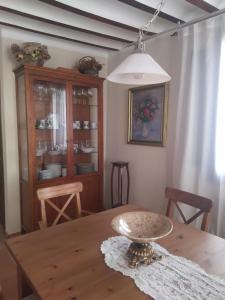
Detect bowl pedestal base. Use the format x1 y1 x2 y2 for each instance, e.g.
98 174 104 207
126 242 162 268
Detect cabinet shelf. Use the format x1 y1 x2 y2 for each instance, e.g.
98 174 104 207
73 128 98 131
73 103 98 107
74 151 98 155
36 153 66 158
36 128 61 130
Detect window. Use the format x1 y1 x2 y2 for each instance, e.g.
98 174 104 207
215 39 225 176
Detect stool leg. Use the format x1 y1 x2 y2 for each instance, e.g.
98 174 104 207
120 167 123 205
118 167 121 205
126 165 130 204
111 165 115 208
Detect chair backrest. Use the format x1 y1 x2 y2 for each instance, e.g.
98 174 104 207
165 187 213 231
37 182 83 229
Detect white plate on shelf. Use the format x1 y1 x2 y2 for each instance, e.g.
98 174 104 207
39 170 54 180
46 163 62 177
81 146 95 153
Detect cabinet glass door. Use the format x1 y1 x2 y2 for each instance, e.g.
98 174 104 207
72 85 98 175
33 80 68 181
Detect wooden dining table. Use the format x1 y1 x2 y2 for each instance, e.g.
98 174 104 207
6 204 225 300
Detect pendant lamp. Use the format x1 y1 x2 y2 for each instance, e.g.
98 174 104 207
107 0 171 85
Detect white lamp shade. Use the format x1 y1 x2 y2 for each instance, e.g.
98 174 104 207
107 52 171 85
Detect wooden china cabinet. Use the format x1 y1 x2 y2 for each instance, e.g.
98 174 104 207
14 65 104 232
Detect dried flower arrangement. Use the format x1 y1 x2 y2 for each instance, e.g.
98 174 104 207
11 42 51 66
78 56 103 76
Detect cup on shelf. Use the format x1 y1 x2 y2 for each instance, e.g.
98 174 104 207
46 113 59 130
81 89 87 96
83 121 89 130
36 119 46 129
90 122 97 129
73 143 79 153
73 120 81 129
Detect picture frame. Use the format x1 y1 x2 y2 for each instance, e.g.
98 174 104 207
128 83 168 146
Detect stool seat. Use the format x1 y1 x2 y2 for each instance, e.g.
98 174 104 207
111 161 129 167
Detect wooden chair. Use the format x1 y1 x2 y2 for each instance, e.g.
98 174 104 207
37 182 92 229
165 187 213 231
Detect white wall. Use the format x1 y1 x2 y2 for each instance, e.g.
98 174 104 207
106 35 178 213
0 27 108 234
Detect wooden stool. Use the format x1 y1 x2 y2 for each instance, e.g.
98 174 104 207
111 161 130 208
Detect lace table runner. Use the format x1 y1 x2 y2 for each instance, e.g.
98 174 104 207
101 236 225 300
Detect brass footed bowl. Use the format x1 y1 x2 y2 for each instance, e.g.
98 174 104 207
111 211 173 268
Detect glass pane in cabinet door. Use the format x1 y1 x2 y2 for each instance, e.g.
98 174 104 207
72 86 98 175
34 80 67 181
18 75 29 181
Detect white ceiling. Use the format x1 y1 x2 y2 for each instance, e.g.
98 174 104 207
0 0 224 52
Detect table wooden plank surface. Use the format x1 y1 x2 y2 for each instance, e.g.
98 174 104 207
6 205 225 300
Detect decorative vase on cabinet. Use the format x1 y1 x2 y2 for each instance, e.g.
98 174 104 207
14 65 104 232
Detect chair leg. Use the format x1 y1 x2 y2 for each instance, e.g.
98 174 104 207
201 213 209 231
166 199 173 217
40 199 47 228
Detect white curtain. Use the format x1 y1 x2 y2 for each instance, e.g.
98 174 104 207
168 15 225 237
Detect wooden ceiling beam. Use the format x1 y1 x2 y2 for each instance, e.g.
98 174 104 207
186 0 218 13
37 0 155 35
0 6 133 44
118 0 185 24
0 21 118 51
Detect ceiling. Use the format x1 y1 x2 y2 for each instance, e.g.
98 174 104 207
0 0 224 52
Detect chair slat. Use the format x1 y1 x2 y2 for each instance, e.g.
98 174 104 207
174 202 187 223
185 210 204 225
45 199 72 221
37 182 83 200
52 193 75 226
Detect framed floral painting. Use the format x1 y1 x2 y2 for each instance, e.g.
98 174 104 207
128 83 168 146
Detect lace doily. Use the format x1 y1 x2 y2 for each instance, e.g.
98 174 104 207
101 236 225 300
